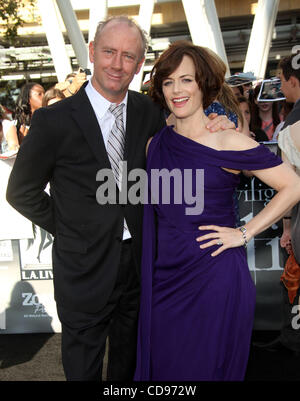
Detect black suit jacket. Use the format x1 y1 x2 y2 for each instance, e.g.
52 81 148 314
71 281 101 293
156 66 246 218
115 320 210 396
283 98 300 128
6 83 166 313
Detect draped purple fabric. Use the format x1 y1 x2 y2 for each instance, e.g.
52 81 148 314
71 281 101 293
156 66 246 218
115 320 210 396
135 126 282 381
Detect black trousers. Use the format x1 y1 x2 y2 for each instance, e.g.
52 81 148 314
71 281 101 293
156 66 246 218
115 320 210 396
279 282 300 352
56 240 140 381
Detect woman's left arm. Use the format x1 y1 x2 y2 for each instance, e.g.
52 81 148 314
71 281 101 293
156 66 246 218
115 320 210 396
245 162 300 238
198 162 300 256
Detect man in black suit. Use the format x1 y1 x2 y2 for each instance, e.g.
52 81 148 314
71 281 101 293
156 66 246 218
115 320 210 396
7 16 233 381
7 16 165 381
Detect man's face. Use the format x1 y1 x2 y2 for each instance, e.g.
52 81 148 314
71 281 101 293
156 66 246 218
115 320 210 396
242 83 252 99
89 21 145 103
278 69 293 102
239 101 251 126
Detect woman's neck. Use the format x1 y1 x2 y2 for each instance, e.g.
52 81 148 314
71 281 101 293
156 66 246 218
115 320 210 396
259 108 272 121
174 109 210 138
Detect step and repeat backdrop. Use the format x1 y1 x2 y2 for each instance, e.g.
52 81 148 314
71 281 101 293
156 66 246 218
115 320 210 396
0 145 286 334
0 158 60 333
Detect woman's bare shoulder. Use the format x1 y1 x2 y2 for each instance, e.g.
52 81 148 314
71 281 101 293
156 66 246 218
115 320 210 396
219 129 260 151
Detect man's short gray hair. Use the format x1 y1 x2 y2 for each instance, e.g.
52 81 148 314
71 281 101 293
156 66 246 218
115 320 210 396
93 15 149 61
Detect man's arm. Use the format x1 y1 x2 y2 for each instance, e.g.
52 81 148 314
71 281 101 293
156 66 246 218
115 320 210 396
6 108 56 235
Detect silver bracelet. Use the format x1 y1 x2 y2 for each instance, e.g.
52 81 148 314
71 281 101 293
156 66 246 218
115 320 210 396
238 226 248 248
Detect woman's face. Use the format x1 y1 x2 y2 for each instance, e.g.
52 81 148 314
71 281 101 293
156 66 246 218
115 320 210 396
232 86 242 97
239 101 251 126
29 84 45 112
255 100 272 113
162 55 202 120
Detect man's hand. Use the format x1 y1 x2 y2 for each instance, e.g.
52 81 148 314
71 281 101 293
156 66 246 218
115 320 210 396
206 113 236 132
71 71 87 91
66 71 87 96
280 229 292 254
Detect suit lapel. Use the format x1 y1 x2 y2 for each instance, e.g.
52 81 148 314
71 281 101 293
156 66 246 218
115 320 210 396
71 84 111 167
124 91 144 170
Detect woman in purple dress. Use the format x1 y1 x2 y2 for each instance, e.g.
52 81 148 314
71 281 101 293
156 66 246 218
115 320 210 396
134 41 300 381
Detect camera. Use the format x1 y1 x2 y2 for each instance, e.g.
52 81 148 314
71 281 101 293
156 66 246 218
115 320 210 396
79 67 91 75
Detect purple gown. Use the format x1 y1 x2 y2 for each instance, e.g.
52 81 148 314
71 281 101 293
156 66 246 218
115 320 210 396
134 126 282 381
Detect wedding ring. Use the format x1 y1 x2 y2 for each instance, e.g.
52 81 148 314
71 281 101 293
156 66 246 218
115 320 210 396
217 240 223 246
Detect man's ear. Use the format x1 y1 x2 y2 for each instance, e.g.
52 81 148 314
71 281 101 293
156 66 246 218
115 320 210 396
290 75 300 89
89 41 95 63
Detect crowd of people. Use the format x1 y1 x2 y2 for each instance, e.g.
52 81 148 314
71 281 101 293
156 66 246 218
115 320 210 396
0 68 87 153
1 14 300 381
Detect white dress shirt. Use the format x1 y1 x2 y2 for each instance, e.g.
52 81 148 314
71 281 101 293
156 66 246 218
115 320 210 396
85 80 131 240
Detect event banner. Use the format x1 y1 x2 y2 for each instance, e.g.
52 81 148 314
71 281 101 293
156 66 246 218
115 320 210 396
0 149 286 334
0 159 61 333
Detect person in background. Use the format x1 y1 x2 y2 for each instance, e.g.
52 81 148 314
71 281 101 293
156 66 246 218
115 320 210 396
231 82 253 100
55 69 87 98
277 121 300 356
0 107 3 146
205 82 242 129
237 95 268 141
232 85 244 98
4 82 44 151
273 101 294 141
278 53 300 127
237 96 251 131
254 52 300 354
242 81 253 99
0 105 13 153
42 88 65 107
249 83 281 141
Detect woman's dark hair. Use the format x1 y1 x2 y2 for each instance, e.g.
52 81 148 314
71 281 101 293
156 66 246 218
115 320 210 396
217 83 243 127
249 83 280 133
237 95 248 104
42 87 65 107
234 85 244 96
149 40 226 110
14 82 40 143
278 52 300 82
